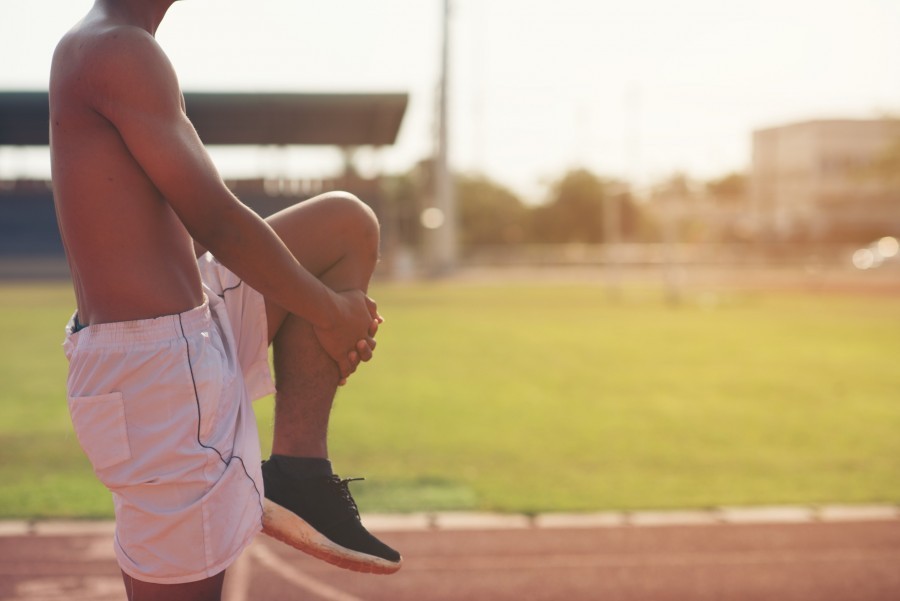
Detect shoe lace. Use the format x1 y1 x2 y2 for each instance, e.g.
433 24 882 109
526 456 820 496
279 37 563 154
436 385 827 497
329 476 365 519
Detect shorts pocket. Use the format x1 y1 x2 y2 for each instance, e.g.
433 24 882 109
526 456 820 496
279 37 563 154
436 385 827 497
68 392 132 471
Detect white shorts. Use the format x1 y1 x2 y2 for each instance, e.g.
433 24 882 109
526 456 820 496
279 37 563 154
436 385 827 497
63 254 276 584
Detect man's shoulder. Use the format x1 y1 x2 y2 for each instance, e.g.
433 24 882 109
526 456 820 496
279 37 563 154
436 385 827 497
56 20 162 72
52 19 176 113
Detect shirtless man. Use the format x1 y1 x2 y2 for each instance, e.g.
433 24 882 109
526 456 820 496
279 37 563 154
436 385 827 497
50 1 401 598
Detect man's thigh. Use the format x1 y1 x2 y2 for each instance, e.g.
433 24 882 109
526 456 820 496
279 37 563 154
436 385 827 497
263 191 380 342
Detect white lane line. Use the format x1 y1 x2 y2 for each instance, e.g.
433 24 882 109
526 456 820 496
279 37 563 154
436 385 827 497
1 505 898 538
251 543 367 601
0 521 29 536
819 505 900 522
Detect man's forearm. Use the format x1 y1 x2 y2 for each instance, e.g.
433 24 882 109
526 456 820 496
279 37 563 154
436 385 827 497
198 202 336 328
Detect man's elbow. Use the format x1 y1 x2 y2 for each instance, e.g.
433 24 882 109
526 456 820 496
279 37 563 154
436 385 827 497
189 205 246 261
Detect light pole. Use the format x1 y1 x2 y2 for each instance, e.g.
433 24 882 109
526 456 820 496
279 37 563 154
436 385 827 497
427 0 458 274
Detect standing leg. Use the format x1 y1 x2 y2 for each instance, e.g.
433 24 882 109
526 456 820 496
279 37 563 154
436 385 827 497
122 570 225 601
258 191 402 574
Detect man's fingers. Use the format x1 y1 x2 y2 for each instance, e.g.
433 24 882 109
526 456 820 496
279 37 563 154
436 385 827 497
337 354 357 381
327 293 382 385
356 338 374 362
365 296 383 324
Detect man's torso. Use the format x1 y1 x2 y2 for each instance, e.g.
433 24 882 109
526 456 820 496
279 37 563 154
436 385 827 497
50 11 203 326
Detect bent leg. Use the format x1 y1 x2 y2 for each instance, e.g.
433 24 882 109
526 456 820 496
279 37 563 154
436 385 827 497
258 192 401 573
122 570 225 601
263 191 380 458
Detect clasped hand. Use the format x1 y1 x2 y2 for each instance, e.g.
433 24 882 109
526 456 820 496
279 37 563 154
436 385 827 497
313 289 383 385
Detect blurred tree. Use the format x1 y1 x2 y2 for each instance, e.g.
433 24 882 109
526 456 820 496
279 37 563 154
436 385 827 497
456 173 527 251
382 166 656 253
529 168 640 243
532 169 605 243
650 172 710 243
705 171 747 205
865 135 900 188
653 172 693 202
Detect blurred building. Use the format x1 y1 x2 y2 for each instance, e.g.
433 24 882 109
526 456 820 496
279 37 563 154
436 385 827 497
752 119 900 242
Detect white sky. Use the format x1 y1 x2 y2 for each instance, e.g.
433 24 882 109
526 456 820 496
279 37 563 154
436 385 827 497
1 0 899 202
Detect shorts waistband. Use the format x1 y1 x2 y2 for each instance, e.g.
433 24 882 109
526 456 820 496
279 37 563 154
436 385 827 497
68 295 212 348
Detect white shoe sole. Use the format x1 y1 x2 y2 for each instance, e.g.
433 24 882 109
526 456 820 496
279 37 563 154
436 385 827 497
261 498 402 575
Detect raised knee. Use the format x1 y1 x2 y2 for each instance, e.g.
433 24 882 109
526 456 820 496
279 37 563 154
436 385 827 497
323 191 380 251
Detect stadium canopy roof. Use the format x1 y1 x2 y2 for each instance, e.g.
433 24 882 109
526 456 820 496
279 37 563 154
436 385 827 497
0 91 408 147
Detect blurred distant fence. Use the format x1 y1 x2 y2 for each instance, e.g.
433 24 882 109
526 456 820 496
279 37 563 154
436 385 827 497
461 243 858 270
0 177 385 280
0 181 60 257
0 180 888 282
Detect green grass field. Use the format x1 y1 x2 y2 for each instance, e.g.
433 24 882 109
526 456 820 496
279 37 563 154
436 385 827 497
1 279 899 518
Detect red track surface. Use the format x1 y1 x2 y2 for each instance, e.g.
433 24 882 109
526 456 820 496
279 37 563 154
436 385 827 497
2 519 899 601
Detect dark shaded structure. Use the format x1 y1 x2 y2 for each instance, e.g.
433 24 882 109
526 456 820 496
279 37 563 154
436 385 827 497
0 91 408 147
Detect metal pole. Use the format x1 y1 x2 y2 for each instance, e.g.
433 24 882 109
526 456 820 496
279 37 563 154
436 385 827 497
603 184 622 299
431 0 458 274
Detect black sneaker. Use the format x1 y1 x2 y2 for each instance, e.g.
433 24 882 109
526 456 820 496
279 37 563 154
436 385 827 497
260 459 402 574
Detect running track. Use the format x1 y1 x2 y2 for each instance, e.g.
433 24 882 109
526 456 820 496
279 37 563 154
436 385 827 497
1 506 899 601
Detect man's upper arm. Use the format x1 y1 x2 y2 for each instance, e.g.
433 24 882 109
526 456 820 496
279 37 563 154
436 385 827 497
85 28 233 234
